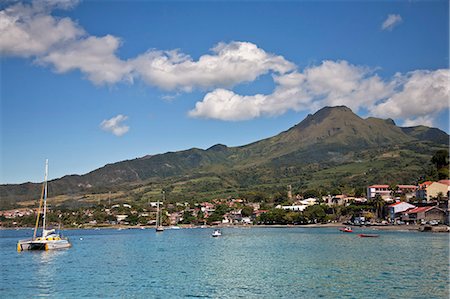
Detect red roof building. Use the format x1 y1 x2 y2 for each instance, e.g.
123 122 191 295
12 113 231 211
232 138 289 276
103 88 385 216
402 206 446 224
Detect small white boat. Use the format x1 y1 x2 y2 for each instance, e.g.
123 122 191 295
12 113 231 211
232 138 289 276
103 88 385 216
212 229 222 237
17 160 71 252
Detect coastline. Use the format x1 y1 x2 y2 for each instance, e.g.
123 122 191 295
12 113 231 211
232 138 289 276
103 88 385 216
3 222 449 232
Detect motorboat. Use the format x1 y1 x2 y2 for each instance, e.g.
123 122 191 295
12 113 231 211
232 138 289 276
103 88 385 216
212 229 222 237
17 160 71 251
339 227 353 233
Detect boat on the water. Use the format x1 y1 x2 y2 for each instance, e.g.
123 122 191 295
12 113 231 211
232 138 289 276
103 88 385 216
17 160 71 252
358 234 379 238
212 229 222 237
155 191 164 232
339 227 353 233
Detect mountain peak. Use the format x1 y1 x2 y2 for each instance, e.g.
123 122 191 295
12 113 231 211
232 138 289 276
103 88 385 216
207 144 228 152
295 106 359 129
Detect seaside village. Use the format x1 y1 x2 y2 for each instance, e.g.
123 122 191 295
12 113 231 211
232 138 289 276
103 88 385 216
2 180 450 230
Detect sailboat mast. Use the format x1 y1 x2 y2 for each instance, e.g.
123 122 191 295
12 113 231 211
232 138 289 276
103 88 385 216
42 159 49 231
156 196 160 227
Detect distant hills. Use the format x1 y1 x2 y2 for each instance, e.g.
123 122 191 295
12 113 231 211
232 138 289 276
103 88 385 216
1 106 448 208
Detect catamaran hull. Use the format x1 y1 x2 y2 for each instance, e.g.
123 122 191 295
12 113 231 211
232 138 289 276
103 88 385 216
17 239 71 251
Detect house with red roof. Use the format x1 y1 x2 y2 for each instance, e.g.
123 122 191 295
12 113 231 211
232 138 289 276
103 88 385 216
401 206 446 224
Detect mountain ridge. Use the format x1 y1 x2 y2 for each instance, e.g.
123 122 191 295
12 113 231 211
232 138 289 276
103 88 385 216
1 106 448 207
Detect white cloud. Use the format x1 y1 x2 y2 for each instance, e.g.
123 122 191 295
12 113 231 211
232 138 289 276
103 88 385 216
0 0 130 85
190 61 449 127
189 60 394 121
0 1 84 57
382 14 402 31
1 1 447 129
402 116 434 127
0 2 294 87
39 35 133 85
188 89 266 121
369 69 450 123
131 42 295 91
100 115 130 136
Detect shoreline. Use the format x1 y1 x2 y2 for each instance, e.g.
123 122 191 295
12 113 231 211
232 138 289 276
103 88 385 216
3 223 449 232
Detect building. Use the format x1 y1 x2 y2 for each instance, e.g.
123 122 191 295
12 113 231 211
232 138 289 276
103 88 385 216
367 185 390 199
401 206 446 224
397 185 418 200
280 198 318 212
368 184 418 200
438 180 450 195
388 202 416 221
280 205 308 212
416 181 448 201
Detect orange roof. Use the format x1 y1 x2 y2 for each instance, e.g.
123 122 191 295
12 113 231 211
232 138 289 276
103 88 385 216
419 181 433 188
368 185 389 188
438 180 450 186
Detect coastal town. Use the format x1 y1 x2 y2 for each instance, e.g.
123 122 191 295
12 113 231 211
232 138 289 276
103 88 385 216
2 180 449 232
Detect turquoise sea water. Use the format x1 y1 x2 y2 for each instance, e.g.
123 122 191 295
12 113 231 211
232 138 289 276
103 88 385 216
1 227 448 298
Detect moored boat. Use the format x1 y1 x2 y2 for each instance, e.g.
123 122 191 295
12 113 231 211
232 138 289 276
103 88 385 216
17 160 71 252
155 191 164 232
212 229 222 237
358 234 379 238
339 227 353 233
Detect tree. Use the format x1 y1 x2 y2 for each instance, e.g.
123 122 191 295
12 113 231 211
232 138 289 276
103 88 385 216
432 150 449 180
370 194 385 219
181 210 196 224
431 150 449 169
207 204 230 224
241 206 254 217
303 205 328 223
389 184 399 198
303 189 319 199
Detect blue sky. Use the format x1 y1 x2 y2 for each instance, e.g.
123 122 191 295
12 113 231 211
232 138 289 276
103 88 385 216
1 0 449 184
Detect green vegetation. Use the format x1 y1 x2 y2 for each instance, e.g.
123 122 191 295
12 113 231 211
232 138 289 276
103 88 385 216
1 106 448 210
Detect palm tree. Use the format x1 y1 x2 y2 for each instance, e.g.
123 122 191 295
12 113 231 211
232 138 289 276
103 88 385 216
372 194 385 220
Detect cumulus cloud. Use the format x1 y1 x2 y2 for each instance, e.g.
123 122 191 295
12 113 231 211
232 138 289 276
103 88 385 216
190 61 449 127
0 2 294 87
1 1 447 128
0 1 84 57
382 14 402 31
189 60 394 121
39 35 132 85
402 116 434 127
131 42 295 91
0 0 130 85
369 69 450 125
100 115 130 136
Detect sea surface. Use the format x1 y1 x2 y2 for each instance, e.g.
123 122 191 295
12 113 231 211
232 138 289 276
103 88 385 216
1 227 449 298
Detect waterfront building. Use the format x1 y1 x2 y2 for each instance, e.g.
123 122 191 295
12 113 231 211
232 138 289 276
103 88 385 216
388 202 416 221
401 206 446 224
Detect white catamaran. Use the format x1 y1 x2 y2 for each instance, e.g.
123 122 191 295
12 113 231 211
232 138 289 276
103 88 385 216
17 160 71 251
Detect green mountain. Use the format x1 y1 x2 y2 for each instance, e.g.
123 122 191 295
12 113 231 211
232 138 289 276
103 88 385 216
1 106 448 208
